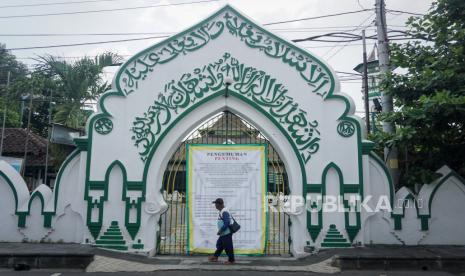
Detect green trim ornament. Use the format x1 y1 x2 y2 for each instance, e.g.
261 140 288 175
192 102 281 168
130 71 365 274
94 117 113 135
337 121 355 137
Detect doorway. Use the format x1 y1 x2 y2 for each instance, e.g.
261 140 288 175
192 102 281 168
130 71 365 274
157 111 291 255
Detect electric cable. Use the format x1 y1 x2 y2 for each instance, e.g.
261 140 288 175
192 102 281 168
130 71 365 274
0 0 220 19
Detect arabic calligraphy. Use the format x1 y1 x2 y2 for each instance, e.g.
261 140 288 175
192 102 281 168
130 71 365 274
337 121 355 137
94 117 113 135
223 12 330 97
118 10 332 97
131 53 320 164
120 21 225 95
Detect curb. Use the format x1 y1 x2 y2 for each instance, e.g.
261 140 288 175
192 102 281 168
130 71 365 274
333 254 465 273
85 255 340 273
0 254 94 270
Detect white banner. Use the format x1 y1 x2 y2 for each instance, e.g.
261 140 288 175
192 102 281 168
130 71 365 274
187 144 266 254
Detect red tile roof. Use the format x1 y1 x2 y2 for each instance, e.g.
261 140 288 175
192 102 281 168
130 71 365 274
0 128 53 167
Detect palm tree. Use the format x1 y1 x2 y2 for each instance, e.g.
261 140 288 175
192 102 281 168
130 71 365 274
33 53 123 169
36 52 122 129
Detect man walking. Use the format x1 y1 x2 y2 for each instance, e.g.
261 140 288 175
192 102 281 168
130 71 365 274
208 198 235 264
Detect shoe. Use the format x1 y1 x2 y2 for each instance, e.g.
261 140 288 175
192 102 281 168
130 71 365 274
224 261 235 264
208 256 218 262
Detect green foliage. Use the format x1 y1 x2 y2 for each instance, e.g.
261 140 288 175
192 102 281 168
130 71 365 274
0 98 20 127
373 0 465 187
50 143 75 172
35 52 122 168
35 52 122 129
0 44 27 129
1 45 121 170
7 73 59 137
0 44 28 81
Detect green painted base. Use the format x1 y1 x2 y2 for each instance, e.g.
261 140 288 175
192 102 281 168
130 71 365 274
132 244 144 249
98 245 129 251
325 234 343 238
321 224 351 248
95 221 128 251
99 235 123 240
323 237 348 243
321 242 351 248
96 239 126 245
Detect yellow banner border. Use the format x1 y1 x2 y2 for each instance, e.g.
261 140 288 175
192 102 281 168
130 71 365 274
186 144 268 255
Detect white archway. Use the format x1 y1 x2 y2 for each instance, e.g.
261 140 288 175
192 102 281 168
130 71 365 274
144 94 308 256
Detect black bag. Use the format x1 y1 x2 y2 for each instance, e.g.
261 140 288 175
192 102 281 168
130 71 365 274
220 212 241 234
229 215 241 233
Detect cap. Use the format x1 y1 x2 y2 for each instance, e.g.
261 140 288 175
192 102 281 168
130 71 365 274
212 198 224 205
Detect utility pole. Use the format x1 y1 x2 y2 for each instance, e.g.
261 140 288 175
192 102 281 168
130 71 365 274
0 71 10 156
44 89 53 186
362 30 371 134
375 0 399 186
21 82 33 178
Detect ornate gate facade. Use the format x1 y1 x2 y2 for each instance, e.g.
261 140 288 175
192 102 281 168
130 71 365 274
157 111 291 255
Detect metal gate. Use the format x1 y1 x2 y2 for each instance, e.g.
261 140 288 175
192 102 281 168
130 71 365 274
157 111 291 255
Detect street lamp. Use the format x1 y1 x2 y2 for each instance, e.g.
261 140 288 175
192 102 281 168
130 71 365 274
223 77 233 144
224 77 233 98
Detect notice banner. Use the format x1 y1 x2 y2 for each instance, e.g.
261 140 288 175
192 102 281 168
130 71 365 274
187 144 267 255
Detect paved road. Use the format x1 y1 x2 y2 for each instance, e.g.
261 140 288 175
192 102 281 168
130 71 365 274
0 270 460 276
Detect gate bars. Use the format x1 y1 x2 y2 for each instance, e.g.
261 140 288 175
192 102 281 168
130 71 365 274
157 111 290 255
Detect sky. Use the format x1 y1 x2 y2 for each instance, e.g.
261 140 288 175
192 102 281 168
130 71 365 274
0 0 434 114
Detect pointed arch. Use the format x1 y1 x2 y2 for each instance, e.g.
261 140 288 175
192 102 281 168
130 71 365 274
0 162 32 227
392 187 419 230
85 160 143 240
28 187 54 228
82 4 361 185
75 4 366 255
307 162 342 242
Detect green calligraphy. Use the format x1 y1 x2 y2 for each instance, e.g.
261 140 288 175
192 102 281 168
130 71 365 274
131 53 320 164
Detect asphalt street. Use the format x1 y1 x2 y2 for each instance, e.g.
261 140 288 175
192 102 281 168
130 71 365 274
0 270 461 276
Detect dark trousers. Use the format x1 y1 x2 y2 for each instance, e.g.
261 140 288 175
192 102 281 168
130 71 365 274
214 233 235 262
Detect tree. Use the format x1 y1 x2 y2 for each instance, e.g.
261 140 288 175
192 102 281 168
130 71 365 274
0 44 28 80
8 73 59 136
1 46 123 169
0 44 28 128
372 0 465 188
35 52 122 129
34 53 122 167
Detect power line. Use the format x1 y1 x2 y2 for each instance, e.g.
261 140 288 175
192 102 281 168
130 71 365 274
0 32 175 37
14 43 376 60
336 71 362 76
291 30 413 43
16 55 132 60
11 42 378 56
6 35 169 51
386 9 425 17
0 0 220 19
339 77 363 80
5 32 410 51
271 28 376 34
292 32 365 43
322 13 374 60
270 25 382 30
3 24 411 52
0 28 379 37
0 26 383 38
7 27 412 51
325 40 356 60
263 9 373 26
0 0 135 9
